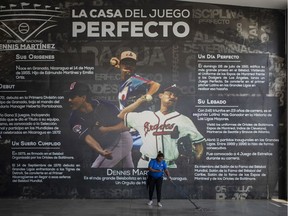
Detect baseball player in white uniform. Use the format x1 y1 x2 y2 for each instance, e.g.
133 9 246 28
118 84 205 168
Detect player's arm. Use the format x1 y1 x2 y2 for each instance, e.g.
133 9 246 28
118 95 147 119
84 134 112 159
146 81 160 96
98 122 129 134
184 118 205 160
98 101 130 133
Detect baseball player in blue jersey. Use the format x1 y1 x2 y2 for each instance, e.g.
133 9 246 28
67 81 134 168
111 50 160 112
118 84 205 168
111 51 160 149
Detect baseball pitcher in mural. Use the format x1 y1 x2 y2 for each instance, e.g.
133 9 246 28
67 81 134 168
110 50 160 111
118 84 205 168
111 50 160 149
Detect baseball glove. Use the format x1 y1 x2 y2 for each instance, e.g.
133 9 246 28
192 142 204 160
177 135 204 161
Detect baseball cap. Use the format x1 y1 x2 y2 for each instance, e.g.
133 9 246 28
67 81 90 98
120 51 137 61
160 84 181 96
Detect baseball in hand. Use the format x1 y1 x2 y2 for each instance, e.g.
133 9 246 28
110 57 119 67
145 94 153 102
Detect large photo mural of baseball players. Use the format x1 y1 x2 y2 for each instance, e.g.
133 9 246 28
0 0 286 199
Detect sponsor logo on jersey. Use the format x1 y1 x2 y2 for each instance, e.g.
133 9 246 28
72 124 82 134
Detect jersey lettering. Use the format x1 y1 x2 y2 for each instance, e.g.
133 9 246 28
144 121 175 136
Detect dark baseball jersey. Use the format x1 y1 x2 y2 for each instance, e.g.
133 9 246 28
69 99 121 148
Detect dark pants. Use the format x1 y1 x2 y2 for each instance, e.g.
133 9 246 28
148 175 163 202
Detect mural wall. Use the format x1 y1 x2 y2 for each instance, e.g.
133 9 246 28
0 0 286 199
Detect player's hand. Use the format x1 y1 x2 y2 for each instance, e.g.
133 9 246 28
101 150 112 160
137 95 149 103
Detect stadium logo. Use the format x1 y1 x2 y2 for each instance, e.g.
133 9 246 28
0 3 65 50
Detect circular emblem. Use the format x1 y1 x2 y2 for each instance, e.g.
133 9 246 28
18 23 29 34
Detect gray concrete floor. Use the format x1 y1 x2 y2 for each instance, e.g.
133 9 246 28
0 198 287 216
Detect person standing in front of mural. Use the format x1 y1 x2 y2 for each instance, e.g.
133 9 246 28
67 81 134 168
147 151 171 207
118 84 205 168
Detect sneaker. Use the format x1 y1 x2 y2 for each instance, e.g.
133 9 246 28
157 202 162 207
147 200 153 206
